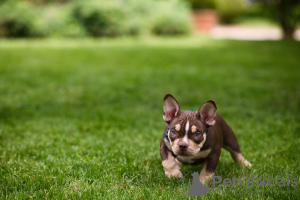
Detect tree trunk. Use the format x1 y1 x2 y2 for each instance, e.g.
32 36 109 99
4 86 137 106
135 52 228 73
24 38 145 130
282 27 296 40
277 2 297 40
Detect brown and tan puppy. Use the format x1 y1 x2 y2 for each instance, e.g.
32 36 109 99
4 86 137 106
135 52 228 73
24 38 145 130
160 94 252 184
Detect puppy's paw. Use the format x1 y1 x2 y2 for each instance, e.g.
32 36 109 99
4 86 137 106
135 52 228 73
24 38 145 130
242 159 252 168
199 173 214 185
162 157 182 179
233 153 252 168
165 167 183 179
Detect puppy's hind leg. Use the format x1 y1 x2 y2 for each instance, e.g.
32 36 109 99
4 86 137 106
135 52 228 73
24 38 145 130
223 145 252 167
221 119 252 167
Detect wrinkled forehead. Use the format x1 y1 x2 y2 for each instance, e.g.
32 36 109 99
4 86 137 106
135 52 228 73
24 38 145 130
170 111 206 131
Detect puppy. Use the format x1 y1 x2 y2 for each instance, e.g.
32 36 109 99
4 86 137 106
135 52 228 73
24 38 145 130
160 94 252 184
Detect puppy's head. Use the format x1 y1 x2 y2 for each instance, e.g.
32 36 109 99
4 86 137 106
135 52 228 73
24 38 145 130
163 94 217 156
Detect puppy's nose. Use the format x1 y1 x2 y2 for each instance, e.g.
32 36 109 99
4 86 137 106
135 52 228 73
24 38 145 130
179 141 188 149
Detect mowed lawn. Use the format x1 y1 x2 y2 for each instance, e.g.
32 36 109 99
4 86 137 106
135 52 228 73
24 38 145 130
0 38 299 199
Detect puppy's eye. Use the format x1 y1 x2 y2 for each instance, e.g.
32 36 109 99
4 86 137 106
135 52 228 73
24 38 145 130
195 132 201 137
172 129 176 134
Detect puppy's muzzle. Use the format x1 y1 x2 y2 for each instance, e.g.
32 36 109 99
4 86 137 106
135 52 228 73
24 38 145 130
178 141 189 151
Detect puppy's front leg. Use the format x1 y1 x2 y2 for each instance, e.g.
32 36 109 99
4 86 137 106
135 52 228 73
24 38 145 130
162 152 182 179
199 153 220 184
199 163 215 184
160 141 182 179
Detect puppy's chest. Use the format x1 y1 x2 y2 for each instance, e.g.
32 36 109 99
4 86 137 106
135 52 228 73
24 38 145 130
176 149 211 164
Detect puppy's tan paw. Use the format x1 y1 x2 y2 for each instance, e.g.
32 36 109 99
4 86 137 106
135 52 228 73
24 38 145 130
162 157 182 179
165 167 183 179
199 173 214 185
242 159 252 168
232 152 252 168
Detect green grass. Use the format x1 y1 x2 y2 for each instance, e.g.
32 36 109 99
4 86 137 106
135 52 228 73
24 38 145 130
0 37 300 199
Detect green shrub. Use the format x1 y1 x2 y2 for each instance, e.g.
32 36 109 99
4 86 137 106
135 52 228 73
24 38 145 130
0 0 192 38
25 0 70 5
35 4 86 37
185 0 216 10
151 1 191 36
0 2 39 37
214 0 245 24
72 0 126 37
120 0 154 36
72 0 191 37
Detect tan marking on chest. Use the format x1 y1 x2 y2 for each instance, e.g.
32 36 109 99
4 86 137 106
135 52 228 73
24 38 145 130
177 149 211 164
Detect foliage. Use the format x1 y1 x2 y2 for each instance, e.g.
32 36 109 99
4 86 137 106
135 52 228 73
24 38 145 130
35 4 86 37
71 0 191 37
185 0 216 10
72 1 126 37
26 0 69 4
255 0 300 39
151 1 191 35
214 0 246 24
0 0 192 38
0 2 38 37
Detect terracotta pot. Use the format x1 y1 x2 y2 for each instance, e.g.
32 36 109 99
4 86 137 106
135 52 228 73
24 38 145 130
192 9 218 33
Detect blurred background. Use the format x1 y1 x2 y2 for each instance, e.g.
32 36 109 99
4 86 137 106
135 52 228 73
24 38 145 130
0 0 299 40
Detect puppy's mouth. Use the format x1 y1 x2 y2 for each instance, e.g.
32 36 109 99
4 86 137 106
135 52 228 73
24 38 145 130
174 148 196 157
177 151 188 156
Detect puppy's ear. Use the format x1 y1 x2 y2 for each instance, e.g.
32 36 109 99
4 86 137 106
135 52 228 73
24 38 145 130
163 94 180 123
196 100 217 126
